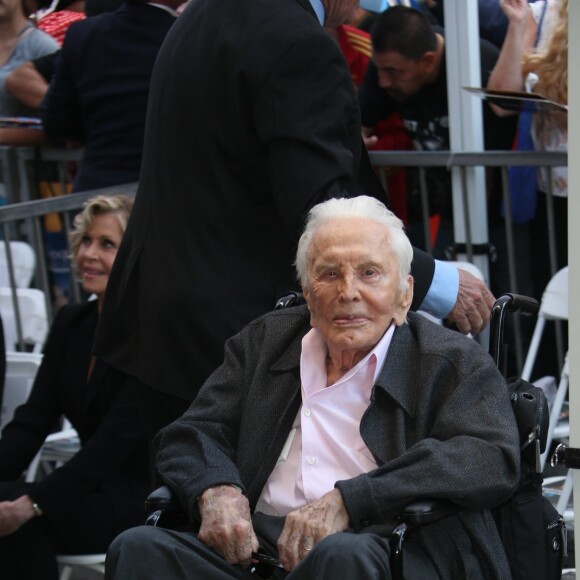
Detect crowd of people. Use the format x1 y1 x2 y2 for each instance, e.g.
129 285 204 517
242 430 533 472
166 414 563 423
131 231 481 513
0 0 568 578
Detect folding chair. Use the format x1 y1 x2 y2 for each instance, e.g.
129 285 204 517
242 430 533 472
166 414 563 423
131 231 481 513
25 424 80 483
0 351 43 430
56 554 105 580
0 287 49 353
0 240 36 288
23 423 105 580
520 266 570 512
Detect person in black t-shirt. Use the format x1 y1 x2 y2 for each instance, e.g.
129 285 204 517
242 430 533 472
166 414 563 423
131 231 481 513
358 7 526 300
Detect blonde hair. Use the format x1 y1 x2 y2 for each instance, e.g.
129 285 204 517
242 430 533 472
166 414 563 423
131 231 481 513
522 0 568 105
69 194 134 260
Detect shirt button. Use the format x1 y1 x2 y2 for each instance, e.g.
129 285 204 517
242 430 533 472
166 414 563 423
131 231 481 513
304 408 311 417
307 457 315 465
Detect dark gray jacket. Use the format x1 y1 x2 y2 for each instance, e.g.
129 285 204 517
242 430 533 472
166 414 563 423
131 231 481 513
156 306 520 578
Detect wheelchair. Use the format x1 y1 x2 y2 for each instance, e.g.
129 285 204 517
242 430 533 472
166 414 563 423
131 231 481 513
144 293 566 579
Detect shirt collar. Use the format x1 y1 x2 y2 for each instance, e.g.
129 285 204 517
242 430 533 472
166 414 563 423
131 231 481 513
308 0 325 26
301 322 396 396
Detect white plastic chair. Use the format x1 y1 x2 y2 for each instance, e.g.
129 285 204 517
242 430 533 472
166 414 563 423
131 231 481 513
520 267 570 514
0 287 49 353
521 267 568 462
22 424 104 579
57 554 105 580
34 427 105 580
0 241 36 288
23 422 105 579
0 351 43 430
25 425 80 483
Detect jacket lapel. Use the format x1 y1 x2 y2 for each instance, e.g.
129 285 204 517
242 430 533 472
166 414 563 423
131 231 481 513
247 313 305 504
374 322 418 417
359 321 420 464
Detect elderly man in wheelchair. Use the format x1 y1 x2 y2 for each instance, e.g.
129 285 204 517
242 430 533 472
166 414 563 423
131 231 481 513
106 196 519 579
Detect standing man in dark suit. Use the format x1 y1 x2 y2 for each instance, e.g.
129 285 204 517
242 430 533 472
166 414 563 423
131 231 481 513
95 0 495 451
40 0 180 192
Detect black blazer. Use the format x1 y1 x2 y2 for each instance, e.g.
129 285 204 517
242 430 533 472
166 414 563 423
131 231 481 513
0 301 149 531
41 2 176 192
95 0 436 402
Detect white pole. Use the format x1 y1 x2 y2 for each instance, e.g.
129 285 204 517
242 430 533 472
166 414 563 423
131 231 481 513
442 0 489 285
567 0 579 565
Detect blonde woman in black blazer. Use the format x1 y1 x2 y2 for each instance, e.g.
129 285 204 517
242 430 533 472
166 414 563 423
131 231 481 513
0 194 149 580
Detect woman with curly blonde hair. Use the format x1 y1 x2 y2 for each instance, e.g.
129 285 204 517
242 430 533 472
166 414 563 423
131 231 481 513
487 0 567 377
488 0 568 196
522 0 567 105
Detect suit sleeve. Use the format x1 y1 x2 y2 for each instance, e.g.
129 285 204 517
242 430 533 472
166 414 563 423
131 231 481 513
253 30 358 235
252 31 435 308
40 25 85 143
155 323 253 523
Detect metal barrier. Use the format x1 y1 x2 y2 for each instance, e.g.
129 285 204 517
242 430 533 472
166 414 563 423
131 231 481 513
0 146 567 374
0 181 137 349
370 149 568 372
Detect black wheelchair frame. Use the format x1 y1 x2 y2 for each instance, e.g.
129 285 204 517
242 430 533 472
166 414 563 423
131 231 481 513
144 293 565 579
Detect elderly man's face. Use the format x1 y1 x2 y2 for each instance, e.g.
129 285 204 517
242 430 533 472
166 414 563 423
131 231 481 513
303 218 413 356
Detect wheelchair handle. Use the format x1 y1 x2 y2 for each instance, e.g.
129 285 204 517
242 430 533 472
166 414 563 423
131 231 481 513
489 293 539 373
498 293 540 317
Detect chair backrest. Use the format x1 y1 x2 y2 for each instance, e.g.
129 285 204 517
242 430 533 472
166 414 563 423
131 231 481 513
0 351 43 430
539 266 568 321
0 241 36 288
521 266 568 381
0 287 49 353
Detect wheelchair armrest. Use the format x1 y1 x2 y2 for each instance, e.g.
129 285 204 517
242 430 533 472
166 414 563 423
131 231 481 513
145 485 178 512
396 498 457 527
145 485 189 528
390 499 457 579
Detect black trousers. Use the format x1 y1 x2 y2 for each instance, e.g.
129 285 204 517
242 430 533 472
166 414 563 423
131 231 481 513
0 481 117 580
132 377 191 487
105 524 439 580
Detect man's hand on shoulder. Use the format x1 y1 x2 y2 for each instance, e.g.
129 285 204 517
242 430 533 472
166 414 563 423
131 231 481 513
447 269 495 335
198 485 258 567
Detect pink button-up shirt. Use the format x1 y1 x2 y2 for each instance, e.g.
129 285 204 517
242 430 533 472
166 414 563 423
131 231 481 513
255 323 395 516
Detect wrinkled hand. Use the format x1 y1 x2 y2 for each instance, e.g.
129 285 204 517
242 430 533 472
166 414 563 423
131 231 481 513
277 488 349 571
0 495 36 537
447 269 495 335
198 485 258 568
499 0 530 24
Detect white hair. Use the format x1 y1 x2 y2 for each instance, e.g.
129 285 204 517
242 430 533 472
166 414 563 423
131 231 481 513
295 196 413 290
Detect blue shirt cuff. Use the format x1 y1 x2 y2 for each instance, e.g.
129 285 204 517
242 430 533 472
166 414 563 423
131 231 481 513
419 260 459 318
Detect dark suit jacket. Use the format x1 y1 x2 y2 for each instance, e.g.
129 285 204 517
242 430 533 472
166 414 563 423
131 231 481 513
0 301 149 533
156 307 520 578
40 2 176 191
95 0 435 403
